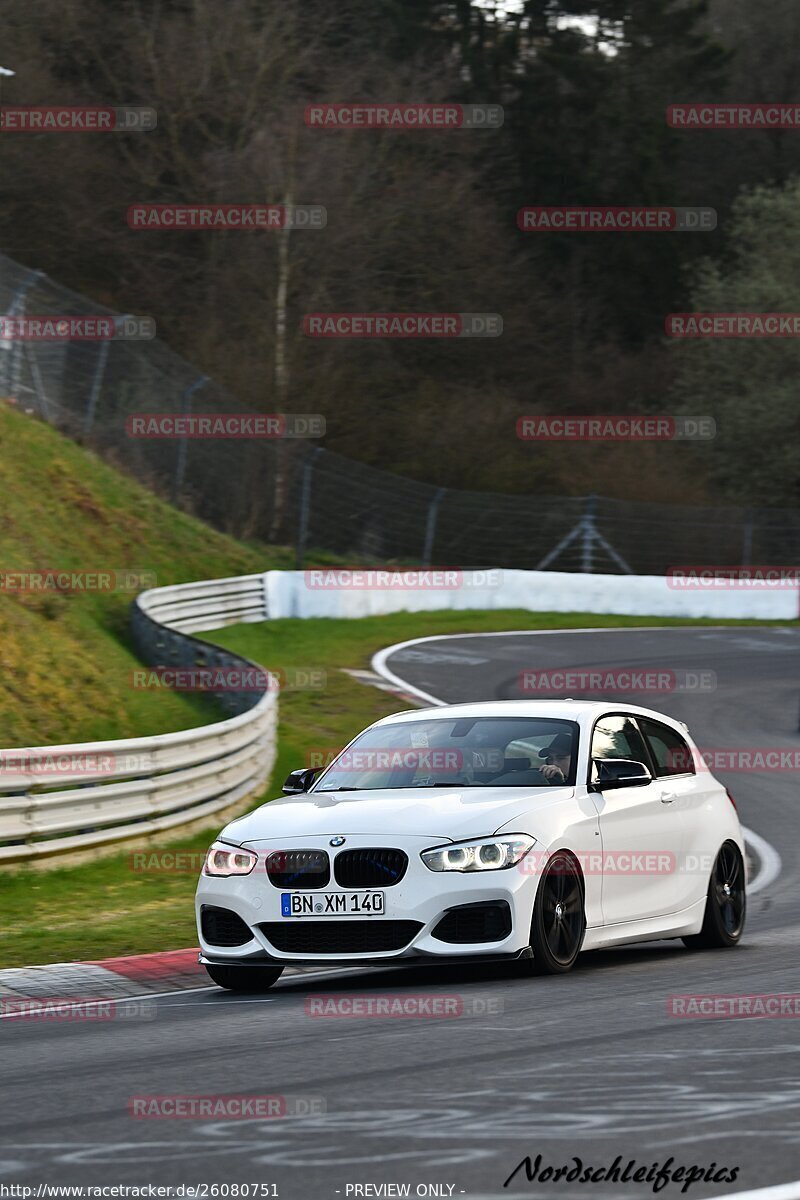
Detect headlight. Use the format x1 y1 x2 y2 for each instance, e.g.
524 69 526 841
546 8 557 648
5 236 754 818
421 834 535 873
203 841 258 877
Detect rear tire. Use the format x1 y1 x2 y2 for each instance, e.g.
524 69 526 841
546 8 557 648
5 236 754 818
682 841 745 950
205 963 284 992
525 851 586 975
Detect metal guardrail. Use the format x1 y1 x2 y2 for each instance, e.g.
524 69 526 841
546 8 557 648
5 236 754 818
0 574 276 865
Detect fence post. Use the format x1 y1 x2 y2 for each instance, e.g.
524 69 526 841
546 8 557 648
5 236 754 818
422 487 446 566
581 493 597 573
296 446 323 568
741 508 754 567
172 375 207 504
23 343 53 421
2 269 43 400
83 337 112 436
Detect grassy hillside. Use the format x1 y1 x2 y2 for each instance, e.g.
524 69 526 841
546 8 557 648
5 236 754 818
0 402 289 746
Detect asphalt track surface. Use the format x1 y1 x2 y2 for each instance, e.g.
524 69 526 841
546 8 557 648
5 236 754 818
2 626 799 1200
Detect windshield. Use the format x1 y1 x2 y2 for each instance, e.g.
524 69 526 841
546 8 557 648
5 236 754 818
314 716 579 791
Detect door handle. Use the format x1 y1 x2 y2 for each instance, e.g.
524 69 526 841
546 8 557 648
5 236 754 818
660 792 676 804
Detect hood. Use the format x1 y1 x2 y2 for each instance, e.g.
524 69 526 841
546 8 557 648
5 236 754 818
221 785 573 845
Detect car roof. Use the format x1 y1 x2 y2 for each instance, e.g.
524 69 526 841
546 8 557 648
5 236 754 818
375 699 689 730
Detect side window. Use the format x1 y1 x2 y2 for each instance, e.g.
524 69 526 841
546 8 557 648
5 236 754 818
590 715 650 779
639 718 695 777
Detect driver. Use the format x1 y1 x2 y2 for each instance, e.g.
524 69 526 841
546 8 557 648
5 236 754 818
538 732 573 784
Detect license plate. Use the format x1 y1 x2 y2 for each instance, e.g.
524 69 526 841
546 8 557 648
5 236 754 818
281 891 385 917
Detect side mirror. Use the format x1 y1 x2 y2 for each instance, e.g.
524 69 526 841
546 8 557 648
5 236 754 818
282 767 319 795
591 758 652 790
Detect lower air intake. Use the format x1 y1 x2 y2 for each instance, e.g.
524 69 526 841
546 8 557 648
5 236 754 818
259 920 422 955
201 905 254 947
432 901 512 944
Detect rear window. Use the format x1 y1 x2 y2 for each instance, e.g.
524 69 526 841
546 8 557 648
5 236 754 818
639 718 695 777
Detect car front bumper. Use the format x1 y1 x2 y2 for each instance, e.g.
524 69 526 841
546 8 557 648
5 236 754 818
195 834 538 966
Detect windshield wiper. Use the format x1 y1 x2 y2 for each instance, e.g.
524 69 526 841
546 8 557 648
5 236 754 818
420 781 477 787
317 786 369 792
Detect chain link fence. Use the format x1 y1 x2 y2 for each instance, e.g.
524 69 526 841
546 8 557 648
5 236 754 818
2 250 798 575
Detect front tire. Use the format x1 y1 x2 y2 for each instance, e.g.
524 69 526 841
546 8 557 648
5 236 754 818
683 841 746 950
205 963 284 992
527 851 586 975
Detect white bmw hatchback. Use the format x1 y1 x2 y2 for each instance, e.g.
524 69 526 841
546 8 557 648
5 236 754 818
196 700 745 990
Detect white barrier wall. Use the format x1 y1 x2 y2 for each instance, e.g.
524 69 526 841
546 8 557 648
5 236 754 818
265 568 798 621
